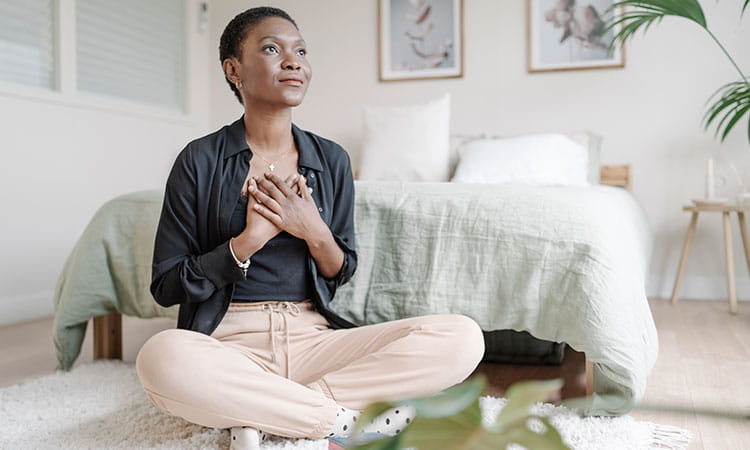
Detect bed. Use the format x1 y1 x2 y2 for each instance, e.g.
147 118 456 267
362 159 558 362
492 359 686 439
52 159 656 417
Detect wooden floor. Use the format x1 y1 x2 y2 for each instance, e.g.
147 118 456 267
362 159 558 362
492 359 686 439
628 299 750 450
1 298 749 449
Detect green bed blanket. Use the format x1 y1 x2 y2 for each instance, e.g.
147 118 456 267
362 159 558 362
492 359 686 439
53 181 656 417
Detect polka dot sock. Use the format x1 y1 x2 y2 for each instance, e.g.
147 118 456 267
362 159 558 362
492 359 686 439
307 381 415 439
229 426 269 449
326 405 360 438
325 404 415 438
359 405 416 436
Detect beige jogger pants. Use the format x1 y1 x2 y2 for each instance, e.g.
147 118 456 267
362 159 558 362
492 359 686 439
135 300 485 439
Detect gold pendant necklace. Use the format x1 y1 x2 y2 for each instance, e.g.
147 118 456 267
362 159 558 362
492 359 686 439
252 148 293 172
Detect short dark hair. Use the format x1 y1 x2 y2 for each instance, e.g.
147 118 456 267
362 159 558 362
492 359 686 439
219 7 299 105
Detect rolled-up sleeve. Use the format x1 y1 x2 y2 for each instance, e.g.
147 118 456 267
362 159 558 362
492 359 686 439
322 149 358 289
150 145 245 308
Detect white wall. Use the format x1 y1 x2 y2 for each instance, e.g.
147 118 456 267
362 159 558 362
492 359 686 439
210 0 750 302
0 1 214 326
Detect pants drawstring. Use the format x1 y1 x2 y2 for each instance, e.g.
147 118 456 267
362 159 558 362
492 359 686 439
261 302 301 379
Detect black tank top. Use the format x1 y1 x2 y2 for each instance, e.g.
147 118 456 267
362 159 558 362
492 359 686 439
229 194 314 302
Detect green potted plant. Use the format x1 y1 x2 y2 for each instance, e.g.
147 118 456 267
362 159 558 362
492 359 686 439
339 376 570 450
603 0 749 145
601 0 749 203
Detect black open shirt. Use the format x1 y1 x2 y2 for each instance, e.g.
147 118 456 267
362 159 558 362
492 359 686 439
150 115 358 335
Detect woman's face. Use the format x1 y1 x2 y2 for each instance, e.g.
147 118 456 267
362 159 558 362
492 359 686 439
230 16 312 107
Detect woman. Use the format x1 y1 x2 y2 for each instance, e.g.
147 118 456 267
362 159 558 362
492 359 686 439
135 7 485 449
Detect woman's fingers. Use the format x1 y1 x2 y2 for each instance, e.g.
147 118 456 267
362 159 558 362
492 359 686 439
251 173 309 199
248 177 261 197
298 175 313 201
250 177 273 199
257 174 286 203
252 202 283 227
248 182 282 215
264 172 294 198
255 176 283 203
241 177 252 197
285 173 300 186
285 173 302 196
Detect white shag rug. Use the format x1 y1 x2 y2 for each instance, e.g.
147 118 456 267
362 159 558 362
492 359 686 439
0 360 692 450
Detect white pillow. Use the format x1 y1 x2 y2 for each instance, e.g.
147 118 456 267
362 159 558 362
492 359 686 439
358 93 451 181
449 131 602 184
450 133 590 186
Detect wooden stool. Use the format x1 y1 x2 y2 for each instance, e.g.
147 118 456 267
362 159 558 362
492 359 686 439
671 203 750 314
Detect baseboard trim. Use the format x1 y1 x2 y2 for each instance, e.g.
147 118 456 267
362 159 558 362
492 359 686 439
647 273 750 301
0 291 55 327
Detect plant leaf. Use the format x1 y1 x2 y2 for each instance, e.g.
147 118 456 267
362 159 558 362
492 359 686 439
703 80 750 143
351 378 570 450
400 400 569 450
744 0 749 16
352 376 485 444
494 417 569 450
705 92 745 131
703 82 744 124
602 0 707 53
397 400 488 449
720 103 750 142
347 432 404 450
407 375 486 419
351 401 484 449
493 378 563 428
355 402 398 434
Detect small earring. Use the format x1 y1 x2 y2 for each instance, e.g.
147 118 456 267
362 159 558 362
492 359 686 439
236 80 243 89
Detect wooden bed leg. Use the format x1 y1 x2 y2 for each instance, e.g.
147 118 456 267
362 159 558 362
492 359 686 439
585 359 594 397
93 311 123 361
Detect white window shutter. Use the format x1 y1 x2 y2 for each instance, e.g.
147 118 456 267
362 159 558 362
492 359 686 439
76 0 186 110
0 0 56 89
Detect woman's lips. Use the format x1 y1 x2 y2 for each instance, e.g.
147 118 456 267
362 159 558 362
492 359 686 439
280 79 303 86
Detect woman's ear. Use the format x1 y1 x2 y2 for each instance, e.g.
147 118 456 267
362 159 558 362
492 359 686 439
222 57 241 85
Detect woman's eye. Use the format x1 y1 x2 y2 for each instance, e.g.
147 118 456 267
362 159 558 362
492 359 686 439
263 45 278 54
297 48 307 56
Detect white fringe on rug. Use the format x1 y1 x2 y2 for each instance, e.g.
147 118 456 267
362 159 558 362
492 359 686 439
479 397 693 450
0 360 692 450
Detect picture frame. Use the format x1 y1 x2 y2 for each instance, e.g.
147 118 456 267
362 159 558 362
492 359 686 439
527 0 626 73
378 0 464 82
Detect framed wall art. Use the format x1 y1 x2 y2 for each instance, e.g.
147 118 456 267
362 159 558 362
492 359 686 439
378 0 464 81
528 0 625 73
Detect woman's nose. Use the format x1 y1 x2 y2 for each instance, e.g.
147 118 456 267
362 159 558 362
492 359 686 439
281 50 301 70
282 58 300 70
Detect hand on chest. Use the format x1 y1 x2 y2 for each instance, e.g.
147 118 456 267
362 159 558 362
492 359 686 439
242 154 301 198
238 155 327 241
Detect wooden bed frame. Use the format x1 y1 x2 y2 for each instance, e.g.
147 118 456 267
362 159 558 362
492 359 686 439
92 165 632 400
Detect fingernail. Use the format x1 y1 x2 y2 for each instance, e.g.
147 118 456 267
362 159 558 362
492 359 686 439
249 185 255 192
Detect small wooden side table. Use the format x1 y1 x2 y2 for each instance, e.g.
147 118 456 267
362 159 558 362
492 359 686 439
671 203 750 314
